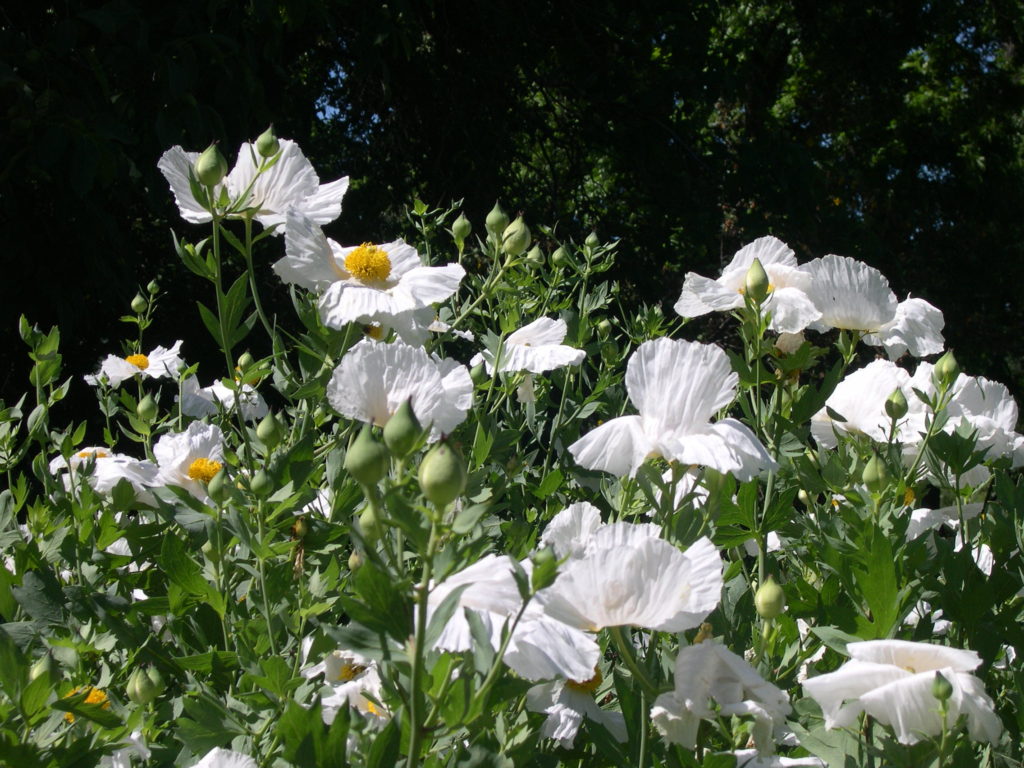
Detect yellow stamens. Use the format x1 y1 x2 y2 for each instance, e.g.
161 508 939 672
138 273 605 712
694 622 714 644
366 700 382 716
76 450 110 459
363 324 385 340
63 686 110 723
345 243 392 283
903 488 916 506
187 457 222 484
333 662 367 682
125 354 150 369
566 667 603 694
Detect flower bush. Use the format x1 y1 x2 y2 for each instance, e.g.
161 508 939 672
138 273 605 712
0 129 1022 768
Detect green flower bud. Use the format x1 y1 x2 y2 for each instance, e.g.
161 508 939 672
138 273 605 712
29 653 57 683
147 666 165 695
237 352 255 372
358 502 383 544
146 279 160 295
485 201 509 238
256 412 284 449
127 666 161 706
933 350 960 390
744 258 770 304
345 423 389 487
255 125 280 158
195 143 228 187
470 362 489 385
207 467 229 504
525 245 544 265
250 469 272 497
551 246 570 267
754 576 785 619
585 231 600 248
131 293 148 314
932 670 954 702
596 319 612 339
348 550 364 571
418 439 467 509
452 213 472 252
885 388 909 420
862 453 889 494
530 547 559 592
501 215 532 257
383 399 422 459
136 394 158 422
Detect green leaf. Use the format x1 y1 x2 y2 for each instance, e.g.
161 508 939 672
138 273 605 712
11 571 65 625
0 629 26 696
159 534 210 597
366 717 400 768
533 469 563 499
452 503 488 535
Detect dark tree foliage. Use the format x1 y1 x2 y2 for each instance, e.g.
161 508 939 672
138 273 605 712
2 0 1024 412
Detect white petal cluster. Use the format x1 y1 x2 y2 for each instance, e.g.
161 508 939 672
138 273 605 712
49 447 157 504
471 317 585 375
328 338 472 441
84 341 184 388
802 639 1002 745
158 139 349 234
152 422 225 502
569 338 775 479
302 647 388 724
188 748 257 768
179 376 269 422
810 359 917 448
525 676 627 748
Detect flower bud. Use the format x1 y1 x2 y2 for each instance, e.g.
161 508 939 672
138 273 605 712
131 293 148 314
885 388 908 420
195 143 228 187
932 671 954 702
418 439 467 508
744 258 770 303
933 350 960 390
596 319 612 339
525 244 544 265
551 246 570 267
358 502 383 544
255 125 280 158
237 352 255 372
136 394 158 422
127 666 161 706
754 576 785 619
530 547 559 592
250 469 272 497
485 201 509 238
470 362 488 385
29 653 57 683
383 399 422 459
452 213 472 252
348 550 363 571
146 280 160 295
585 231 600 248
501 215 532 257
207 467 229 504
256 411 284 449
862 453 889 494
345 424 389 487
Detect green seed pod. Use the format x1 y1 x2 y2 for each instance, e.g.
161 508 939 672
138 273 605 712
195 143 228 187
383 399 422 459
470 362 489 385
452 213 472 252
754 576 785 619
530 547 559 592
131 293 148 314
127 666 160 706
29 653 57 683
551 246 570 267
501 215 532 257
596 318 612 339
147 666 166 695
885 388 909 420
207 467 229 504
255 125 280 158
136 394 158 422
348 550 364 571
585 231 600 248
146 279 160 295
525 244 544 265
359 502 383 544
250 469 272 497
485 201 509 239
744 258 770 304
256 411 284 449
933 350 960 390
237 351 255 372
862 453 889 494
345 423 389 487
932 670 954 702
418 439 467 509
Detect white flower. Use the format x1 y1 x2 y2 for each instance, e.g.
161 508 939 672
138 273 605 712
674 236 821 333
50 447 158 504
152 422 225 501
906 502 984 542
526 673 627 748
538 525 723 633
538 502 605 560
651 641 792 754
327 339 472 441
804 255 944 358
275 210 465 331
727 750 824 767
801 639 1002 745
100 731 150 768
84 341 184 387
179 376 269 422
569 338 776 479
158 139 348 233
188 748 257 768
471 317 585 375
303 647 388 723
947 372 1024 468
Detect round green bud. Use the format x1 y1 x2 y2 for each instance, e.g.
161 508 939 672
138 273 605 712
585 231 600 248
754 576 785 619
147 666 165 695
131 293 148 314
933 350 960 390
29 653 57 683
470 362 489 385
237 351 255 372
146 279 160 295
551 246 570 267
501 215 532 257
136 394 158 422
383 399 422 459
256 412 284 450
207 467 229 504
744 258 770 304
345 423 389 487
530 547 559 592
596 318 612 339
525 245 544 265
418 439 467 509
358 503 383 544
452 213 472 250
885 388 909 420
485 201 509 238
127 666 160 706
250 469 272 497
862 453 889 495
348 550 364 571
195 143 228 187
255 125 280 158
932 671 954 702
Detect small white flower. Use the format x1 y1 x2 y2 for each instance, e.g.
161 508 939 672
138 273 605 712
188 748 257 768
471 317 585 375
179 376 269 422
811 359 918 448
328 338 472 441
84 341 184 387
50 447 158 504
100 730 150 768
802 639 1002 745
526 673 627 748
303 647 388 723
152 422 225 501
727 749 825 767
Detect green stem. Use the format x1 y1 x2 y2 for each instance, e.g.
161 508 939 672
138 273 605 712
255 498 278 656
609 626 657 698
406 520 440 768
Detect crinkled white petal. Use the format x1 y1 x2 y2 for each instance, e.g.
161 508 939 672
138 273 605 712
539 502 605 560
479 318 585 375
189 748 258 768
811 359 913 448
274 210 347 290
864 297 945 359
157 147 216 224
568 415 650 477
847 639 981 673
765 284 821 334
671 419 777 481
805 255 898 332
151 421 224 501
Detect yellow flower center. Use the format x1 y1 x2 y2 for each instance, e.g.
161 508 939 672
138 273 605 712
76 450 110 459
738 284 775 296
63 686 110 723
333 662 367 682
363 324 385 340
366 700 383 716
187 457 222 483
566 668 603 694
345 243 391 283
903 488 916 506
125 353 150 369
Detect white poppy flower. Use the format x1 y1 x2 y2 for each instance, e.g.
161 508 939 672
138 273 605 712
674 236 821 334
274 210 465 331
303 647 388 723
727 750 824 767
179 376 269 422
569 338 775 480
804 255 944 358
151 422 225 501
327 338 472 441
801 639 1002 745
906 502 984 541
538 527 722 633
84 341 184 388
188 748 257 768
651 641 791 753
158 140 349 233
100 731 151 768
471 317 585 375
948 373 1024 467
50 447 158 504
525 672 627 748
